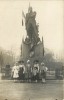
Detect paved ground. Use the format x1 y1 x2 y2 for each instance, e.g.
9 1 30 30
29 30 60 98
0 80 64 100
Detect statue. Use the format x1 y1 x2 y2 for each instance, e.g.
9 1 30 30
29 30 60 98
21 5 44 59
22 5 40 46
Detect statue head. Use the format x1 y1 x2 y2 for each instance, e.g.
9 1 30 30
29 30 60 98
28 6 33 13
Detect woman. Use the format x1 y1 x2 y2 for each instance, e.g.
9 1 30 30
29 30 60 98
40 62 48 83
12 63 19 82
18 61 25 81
26 60 32 82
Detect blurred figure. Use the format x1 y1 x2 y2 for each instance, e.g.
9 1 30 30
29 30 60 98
32 60 39 82
40 62 48 83
26 60 32 82
12 62 19 82
18 60 25 82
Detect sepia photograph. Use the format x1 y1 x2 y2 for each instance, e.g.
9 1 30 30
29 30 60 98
0 0 64 100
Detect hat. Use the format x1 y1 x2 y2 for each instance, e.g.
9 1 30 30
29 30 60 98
21 60 24 63
27 60 30 63
18 60 24 64
41 62 44 65
34 60 39 64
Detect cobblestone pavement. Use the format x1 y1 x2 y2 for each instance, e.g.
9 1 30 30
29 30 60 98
0 80 63 100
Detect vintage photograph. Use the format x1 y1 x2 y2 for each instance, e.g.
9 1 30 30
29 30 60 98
0 0 64 100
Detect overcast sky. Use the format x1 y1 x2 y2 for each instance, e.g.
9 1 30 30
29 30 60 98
0 0 63 58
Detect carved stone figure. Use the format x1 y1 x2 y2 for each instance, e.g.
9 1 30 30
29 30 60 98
21 5 44 61
22 6 40 45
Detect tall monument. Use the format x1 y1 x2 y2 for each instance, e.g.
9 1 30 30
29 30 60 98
20 5 44 64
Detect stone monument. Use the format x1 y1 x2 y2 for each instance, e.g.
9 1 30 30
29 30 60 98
20 5 44 64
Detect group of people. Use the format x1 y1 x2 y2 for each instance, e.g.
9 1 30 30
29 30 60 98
11 60 48 83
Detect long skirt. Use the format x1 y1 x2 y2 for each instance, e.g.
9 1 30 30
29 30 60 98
18 72 25 80
13 70 19 79
32 73 39 81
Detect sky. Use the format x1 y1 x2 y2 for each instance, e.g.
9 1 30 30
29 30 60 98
0 0 63 59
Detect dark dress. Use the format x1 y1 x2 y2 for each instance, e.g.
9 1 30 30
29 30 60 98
41 70 46 79
18 67 25 80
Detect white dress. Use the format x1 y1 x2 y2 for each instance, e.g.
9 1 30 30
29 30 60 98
12 65 19 78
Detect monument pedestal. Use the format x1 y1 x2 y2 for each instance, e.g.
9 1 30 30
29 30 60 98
20 38 44 65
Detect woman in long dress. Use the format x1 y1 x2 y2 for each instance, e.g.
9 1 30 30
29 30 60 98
18 61 25 81
32 61 39 82
12 63 19 82
40 62 48 83
26 60 32 82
